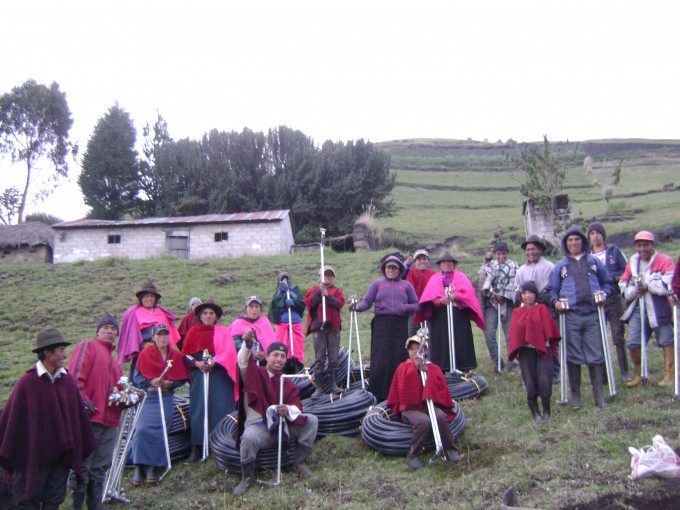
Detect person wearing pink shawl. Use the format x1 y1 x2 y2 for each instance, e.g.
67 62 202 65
229 296 276 361
117 282 180 375
181 300 239 463
414 252 484 372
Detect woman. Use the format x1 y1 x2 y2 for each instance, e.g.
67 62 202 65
353 255 419 401
117 282 181 373
268 272 306 373
230 296 276 354
415 252 484 373
508 281 561 423
176 297 202 351
181 300 238 463
128 324 188 484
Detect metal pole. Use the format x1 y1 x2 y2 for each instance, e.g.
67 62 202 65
673 302 679 401
595 293 617 397
202 371 210 461
445 284 456 373
286 288 295 362
156 387 172 482
320 228 327 326
496 294 502 374
557 299 569 405
346 303 354 389
639 297 649 383
353 309 365 389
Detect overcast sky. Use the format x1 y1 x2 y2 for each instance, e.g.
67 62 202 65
1 1 678 221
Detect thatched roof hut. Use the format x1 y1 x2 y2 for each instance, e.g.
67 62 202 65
0 222 55 264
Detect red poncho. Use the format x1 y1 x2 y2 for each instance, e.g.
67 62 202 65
136 344 189 381
387 359 455 421
414 270 484 330
508 304 561 361
406 268 435 298
0 368 97 498
181 323 216 355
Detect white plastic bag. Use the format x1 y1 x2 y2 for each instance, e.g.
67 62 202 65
629 434 680 480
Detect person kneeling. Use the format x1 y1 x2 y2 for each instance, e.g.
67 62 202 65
387 335 460 470
233 338 318 496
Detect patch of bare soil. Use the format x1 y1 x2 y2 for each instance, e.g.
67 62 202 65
562 479 680 510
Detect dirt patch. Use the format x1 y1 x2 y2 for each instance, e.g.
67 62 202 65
562 478 680 510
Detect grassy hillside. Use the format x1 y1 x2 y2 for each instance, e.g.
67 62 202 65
1 138 680 509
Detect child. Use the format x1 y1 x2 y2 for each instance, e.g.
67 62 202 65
508 280 561 423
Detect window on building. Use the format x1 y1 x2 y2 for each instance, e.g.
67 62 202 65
108 235 121 244
214 232 229 242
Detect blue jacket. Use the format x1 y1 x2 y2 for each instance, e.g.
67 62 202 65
591 244 627 295
548 226 613 314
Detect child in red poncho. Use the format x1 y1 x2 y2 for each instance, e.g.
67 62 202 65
508 280 561 423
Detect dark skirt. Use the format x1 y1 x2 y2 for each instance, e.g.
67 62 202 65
429 305 477 372
128 388 174 467
189 364 235 446
369 314 410 402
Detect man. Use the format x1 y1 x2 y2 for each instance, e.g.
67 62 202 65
67 315 126 510
402 249 435 336
513 235 558 383
0 328 96 509
268 272 306 374
587 221 632 382
304 265 345 399
478 242 519 373
387 335 460 470
232 340 318 496
619 231 675 387
548 226 613 409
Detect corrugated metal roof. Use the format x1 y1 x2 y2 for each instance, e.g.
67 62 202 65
53 210 290 229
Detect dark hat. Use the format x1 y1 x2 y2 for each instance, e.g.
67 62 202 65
435 251 459 265
195 299 224 320
33 327 70 353
277 272 292 283
521 235 547 252
380 255 405 274
519 280 539 297
96 314 119 334
587 221 607 241
245 295 263 307
492 241 510 254
136 281 161 301
152 323 170 336
267 341 288 356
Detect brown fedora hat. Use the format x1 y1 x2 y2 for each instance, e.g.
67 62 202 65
194 299 224 320
136 281 161 301
33 327 71 353
435 251 459 265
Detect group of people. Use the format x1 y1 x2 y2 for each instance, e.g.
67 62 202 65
1 223 679 506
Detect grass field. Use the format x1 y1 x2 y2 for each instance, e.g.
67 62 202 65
1 138 680 509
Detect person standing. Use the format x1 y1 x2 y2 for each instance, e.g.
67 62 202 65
402 249 436 336
548 226 613 409
353 255 420 401
587 221 631 382
478 242 519 373
619 231 676 387
268 272 306 374
176 297 202 351
66 315 126 510
305 265 346 399
0 328 96 509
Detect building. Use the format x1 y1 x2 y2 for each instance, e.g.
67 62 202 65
52 211 294 263
0 222 55 264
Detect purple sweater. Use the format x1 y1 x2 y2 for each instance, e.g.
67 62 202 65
357 278 419 316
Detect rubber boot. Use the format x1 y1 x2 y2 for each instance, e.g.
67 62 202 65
567 363 582 409
589 364 609 409
232 461 256 496
145 465 159 484
541 399 551 424
293 445 313 478
184 445 201 464
616 343 633 382
68 487 86 510
527 398 542 423
310 383 324 400
657 346 675 387
131 465 144 485
627 348 642 388
330 372 341 394
85 479 105 510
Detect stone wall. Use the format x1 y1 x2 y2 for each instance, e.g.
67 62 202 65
0 245 52 264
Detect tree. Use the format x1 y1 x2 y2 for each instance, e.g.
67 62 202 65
78 104 140 220
0 187 21 225
0 79 78 223
138 112 173 217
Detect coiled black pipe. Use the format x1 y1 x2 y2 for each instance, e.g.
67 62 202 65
446 372 489 400
301 388 376 437
360 401 466 456
169 393 191 434
209 413 297 475
296 346 352 399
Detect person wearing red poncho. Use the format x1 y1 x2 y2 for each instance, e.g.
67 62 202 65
128 324 188 485
415 252 484 373
508 281 561 424
402 249 436 336
176 297 202 351
387 335 460 470
181 300 238 463
0 328 96 509
232 341 318 497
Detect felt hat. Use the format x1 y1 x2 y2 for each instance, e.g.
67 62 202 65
435 251 459 265
195 299 224 320
33 327 70 353
136 281 161 301
520 235 547 252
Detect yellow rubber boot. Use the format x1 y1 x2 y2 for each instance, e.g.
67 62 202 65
657 346 675 387
627 348 642 388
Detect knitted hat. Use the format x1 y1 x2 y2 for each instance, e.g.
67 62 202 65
587 221 607 241
519 280 539 297
319 265 336 276
33 327 70 353
493 241 510 254
188 297 202 309
267 341 288 356
96 314 119 334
